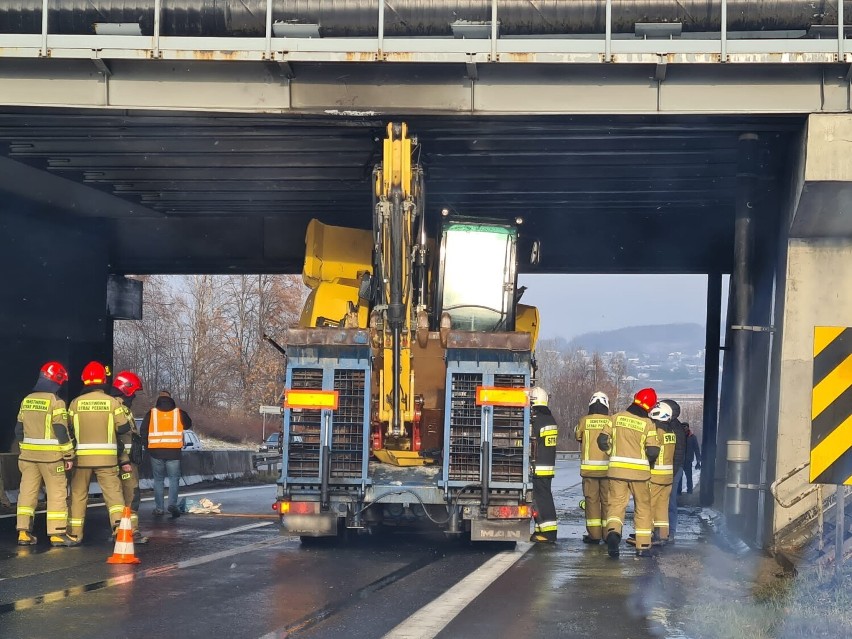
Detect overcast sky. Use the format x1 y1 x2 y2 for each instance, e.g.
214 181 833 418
517 274 728 341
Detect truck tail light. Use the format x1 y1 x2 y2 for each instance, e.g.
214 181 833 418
278 501 320 515
487 505 531 519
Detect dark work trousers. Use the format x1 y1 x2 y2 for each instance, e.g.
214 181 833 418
680 463 694 494
532 475 558 540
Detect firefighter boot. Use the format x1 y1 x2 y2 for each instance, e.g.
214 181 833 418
17 530 37 546
50 534 80 548
606 531 621 558
582 535 602 545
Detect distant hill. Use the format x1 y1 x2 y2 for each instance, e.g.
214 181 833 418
568 323 705 357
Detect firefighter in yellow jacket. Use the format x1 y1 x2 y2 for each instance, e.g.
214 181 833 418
575 391 612 545
648 401 677 545
111 370 148 544
67 361 133 542
14 362 78 547
530 387 559 543
597 388 659 558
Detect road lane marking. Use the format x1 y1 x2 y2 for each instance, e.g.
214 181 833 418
199 522 273 538
259 553 440 639
0 536 288 614
381 542 534 639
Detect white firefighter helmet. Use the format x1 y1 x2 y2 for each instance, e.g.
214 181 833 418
529 386 549 407
649 401 674 422
589 391 609 409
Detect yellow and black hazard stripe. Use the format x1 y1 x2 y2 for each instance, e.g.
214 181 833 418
809 326 852 485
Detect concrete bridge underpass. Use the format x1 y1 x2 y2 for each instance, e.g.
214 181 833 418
1 2 851 561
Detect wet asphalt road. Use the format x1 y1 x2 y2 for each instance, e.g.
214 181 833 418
0 462 702 639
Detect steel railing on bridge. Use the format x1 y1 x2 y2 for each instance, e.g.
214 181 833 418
0 1 850 65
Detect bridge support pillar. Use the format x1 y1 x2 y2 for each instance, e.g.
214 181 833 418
0 205 112 452
764 114 852 553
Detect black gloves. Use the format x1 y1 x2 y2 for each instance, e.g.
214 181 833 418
646 446 660 466
597 433 610 452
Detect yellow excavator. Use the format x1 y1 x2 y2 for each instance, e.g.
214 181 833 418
297 122 539 466
277 122 540 543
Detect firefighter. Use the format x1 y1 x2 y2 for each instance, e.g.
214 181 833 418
575 391 612 544
67 362 133 542
648 401 677 545
14 362 78 547
529 386 558 543
664 399 688 542
111 370 148 544
597 388 659 558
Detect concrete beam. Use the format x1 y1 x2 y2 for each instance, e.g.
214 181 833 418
792 114 852 237
0 58 848 115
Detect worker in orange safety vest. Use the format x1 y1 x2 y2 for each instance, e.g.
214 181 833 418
141 390 192 518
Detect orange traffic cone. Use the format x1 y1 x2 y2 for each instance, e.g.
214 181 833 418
107 506 141 565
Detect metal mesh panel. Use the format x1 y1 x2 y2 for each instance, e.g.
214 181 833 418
287 368 323 478
447 372 483 481
491 373 526 483
330 369 366 478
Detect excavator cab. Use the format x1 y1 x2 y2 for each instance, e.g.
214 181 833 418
435 219 519 332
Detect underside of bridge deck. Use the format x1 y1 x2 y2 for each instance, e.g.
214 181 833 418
0 109 800 275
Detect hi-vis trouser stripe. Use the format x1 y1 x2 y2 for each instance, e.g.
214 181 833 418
809 326 852 484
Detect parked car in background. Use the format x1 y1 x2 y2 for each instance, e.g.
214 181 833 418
183 430 203 451
259 432 281 453
133 417 203 451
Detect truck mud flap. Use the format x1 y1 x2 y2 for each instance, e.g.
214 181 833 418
282 514 339 537
471 519 528 542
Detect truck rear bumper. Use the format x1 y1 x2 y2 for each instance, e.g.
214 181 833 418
471 518 530 542
281 513 339 537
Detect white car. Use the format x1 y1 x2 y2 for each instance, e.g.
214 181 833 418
182 430 203 451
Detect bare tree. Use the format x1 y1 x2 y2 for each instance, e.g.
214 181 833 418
114 273 305 442
535 342 639 449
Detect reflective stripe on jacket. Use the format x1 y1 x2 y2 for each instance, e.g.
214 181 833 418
68 389 130 467
17 392 72 463
148 408 185 449
603 411 658 481
532 406 558 477
575 415 611 477
650 428 677 485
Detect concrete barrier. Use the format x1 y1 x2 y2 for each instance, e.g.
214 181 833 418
0 450 254 500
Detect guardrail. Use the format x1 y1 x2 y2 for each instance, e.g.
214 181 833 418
0 451 255 497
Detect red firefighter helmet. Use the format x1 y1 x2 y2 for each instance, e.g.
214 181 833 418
81 361 108 386
633 388 658 412
40 361 68 385
113 370 143 397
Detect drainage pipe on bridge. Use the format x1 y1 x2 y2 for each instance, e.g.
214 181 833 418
0 1 841 37
726 132 759 516
700 272 722 508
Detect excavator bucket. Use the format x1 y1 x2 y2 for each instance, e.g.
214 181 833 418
373 448 433 467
